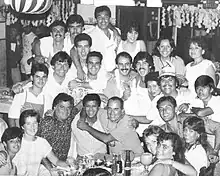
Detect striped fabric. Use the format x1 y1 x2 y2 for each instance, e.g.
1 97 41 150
10 0 52 14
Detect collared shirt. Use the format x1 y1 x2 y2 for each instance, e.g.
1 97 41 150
37 110 78 160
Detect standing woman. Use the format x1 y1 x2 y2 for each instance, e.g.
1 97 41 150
185 36 216 96
152 37 186 77
117 22 146 60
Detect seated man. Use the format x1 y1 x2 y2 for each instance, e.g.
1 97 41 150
77 96 144 156
37 93 79 162
71 94 107 157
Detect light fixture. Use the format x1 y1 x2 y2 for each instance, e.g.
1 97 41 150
200 0 220 8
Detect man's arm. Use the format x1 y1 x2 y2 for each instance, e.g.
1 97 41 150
77 119 116 143
70 46 85 80
129 115 152 124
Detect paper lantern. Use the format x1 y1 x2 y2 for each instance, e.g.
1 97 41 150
6 0 53 14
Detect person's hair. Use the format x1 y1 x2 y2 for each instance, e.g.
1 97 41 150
1 127 23 143
74 33 92 47
158 75 180 88
49 20 66 33
50 51 72 68
143 125 164 138
115 52 132 65
195 75 220 96
156 96 177 109
121 21 140 40
31 63 49 77
183 116 209 153
19 109 40 128
107 96 124 109
52 93 74 109
82 93 101 107
94 5 111 19
66 14 84 27
189 36 207 52
144 72 160 88
152 37 177 57
132 51 154 71
157 132 185 176
83 168 111 176
86 51 103 64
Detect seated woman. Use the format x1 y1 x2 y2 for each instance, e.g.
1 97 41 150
0 127 23 175
12 109 70 176
83 168 111 176
183 116 211 175
142 128 196 176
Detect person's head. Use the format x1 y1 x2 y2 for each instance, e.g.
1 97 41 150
82 94 101 119
83 168 111 176
195 75 218 101
145 72 161 98
124 22 140 42
49 20 66 42
1 127 23 155
142 125 165 155
50 51 72 78
95 6 111 30
153 37 176 58
74 33 92 60
156 132 185 164
107 96 125 123
115 52 132 76
30 63 48 89
23 24 33 34
86 51 103 77
19 109 40 137
157 96 177 123
66 14 84 39
189 36 207 60
132 52 154 77
183 116 206 146
52 93 74 121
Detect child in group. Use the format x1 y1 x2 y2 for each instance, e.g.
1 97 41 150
0 127 23 175
190 75 220 123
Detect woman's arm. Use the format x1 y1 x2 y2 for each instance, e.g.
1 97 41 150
206 64 216 86
140 40 146 52
46 150 69 168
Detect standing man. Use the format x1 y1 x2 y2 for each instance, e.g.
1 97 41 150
77 96 144 156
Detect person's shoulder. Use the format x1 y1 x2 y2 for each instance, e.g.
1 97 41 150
40 115 54 124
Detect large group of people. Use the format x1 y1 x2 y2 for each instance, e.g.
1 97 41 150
1 4 220 176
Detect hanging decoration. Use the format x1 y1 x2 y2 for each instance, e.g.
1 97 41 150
162 4 220 33
6 0 75 27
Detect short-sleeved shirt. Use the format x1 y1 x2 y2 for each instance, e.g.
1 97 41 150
0 118 7 139
37 112 77 160
99 110 143 155
13 137 52 176
71 109 107 156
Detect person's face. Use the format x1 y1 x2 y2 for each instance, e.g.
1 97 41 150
68 22 83 39
196 86 212 101
107 99 124 123
160 76 176 96
189 43 204 60
156 139 174 160
76 40 90 61
87 56 101 76
32 71 48 89
54 101 72 120
127 30 138 43
53 60 69 78
136 59 150 77
158 100 176 123
4 137 21 155
157 39 173 58
144 134 158 155
51 25 65 42
117 56 132 76
9 28 18 42
23 116 38 137
183 126 199 145
85 100 99 118
147 81 161 98
96 11 110 30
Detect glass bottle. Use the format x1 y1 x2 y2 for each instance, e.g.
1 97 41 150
124 150 131 176
112 154 117 176
117 154 123 174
